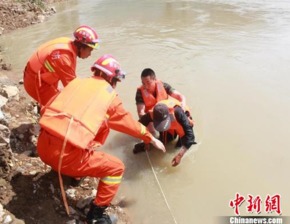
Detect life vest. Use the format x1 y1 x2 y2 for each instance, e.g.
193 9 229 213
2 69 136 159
150 97 194 139
138 79 168 112
39 76 116 149
27 37 77 85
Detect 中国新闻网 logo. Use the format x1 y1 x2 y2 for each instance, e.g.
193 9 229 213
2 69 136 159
229 193 282 215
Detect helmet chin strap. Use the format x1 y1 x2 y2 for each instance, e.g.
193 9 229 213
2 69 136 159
77 48 81 57
99 72 113 86
111 77 119 88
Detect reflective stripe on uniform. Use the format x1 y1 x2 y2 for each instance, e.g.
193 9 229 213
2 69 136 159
100 175 122 185
44 60 55 72
140 125 146 135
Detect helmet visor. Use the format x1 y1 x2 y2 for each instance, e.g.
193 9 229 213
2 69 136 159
86 41 100 50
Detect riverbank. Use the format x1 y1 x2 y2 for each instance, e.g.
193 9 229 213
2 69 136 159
0 1 131 223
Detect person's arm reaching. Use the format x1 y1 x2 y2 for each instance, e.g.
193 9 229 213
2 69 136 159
107 96 165 152
170 90 186 109
135 88 146 118
151 137 166 152
172 146 187 167
164 82 186 109
137 103 146 118
171 106 196 166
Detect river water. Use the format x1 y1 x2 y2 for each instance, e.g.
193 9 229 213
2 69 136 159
1 0 290 223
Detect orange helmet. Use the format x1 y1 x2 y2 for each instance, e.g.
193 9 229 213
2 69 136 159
73 25 100 49
91 54 126 81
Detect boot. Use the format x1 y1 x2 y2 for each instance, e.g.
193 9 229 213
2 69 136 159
86 203 112 224
133 142 146 154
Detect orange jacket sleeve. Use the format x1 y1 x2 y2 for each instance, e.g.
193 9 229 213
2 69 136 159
107 95 153 144
46 51 76 87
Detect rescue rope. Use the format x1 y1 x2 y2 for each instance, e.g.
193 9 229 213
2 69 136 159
145 150 178 224
36 71 42 106
58 116 74 216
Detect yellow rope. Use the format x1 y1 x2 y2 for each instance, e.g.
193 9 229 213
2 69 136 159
145 150 178 224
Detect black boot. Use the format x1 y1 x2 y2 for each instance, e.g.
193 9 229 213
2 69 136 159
86 203 112 224
133 142 146 154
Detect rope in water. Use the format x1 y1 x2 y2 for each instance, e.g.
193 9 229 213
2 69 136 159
145 150 178 224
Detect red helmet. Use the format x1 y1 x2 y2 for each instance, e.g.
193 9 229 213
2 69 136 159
91 54 126 81
73 25 100 49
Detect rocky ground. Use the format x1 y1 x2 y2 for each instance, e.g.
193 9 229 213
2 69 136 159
0 1 131 223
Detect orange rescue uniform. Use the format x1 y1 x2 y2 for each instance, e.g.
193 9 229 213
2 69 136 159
37 76 153 206
138 79 168 112
23 37 77 106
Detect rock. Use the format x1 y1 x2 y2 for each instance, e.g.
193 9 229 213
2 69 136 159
76 197 93 209
1 63 11 71
0 144 14 180
0 85 19 101
0 109 8 126
0 95 8 108
3 214 12 223
0 76 10 85
0 203 25 224
37 14 46 23
50 6 56 13
0 27 4 35
0 124 10 145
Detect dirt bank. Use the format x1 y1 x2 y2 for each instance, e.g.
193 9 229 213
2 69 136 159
0 1 131 223
0 0 58 70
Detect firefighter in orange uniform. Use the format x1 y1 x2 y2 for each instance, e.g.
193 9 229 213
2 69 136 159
37 54 166 224
23 25 100 106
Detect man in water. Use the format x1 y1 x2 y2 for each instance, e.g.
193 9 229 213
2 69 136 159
134 97 196 167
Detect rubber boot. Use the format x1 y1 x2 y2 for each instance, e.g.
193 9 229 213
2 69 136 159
133 142 146 154
86 203 112 224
